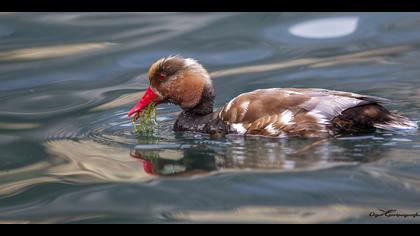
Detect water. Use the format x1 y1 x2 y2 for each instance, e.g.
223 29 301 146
0 12 420 224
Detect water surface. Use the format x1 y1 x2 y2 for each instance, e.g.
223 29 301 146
0 12 420 223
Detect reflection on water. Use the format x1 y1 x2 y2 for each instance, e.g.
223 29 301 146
0 12 420 223
0 42 116 61
130 135 392 177
289 17 359 39
167 205 369 223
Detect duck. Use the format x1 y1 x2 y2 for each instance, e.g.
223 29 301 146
128 56 418 138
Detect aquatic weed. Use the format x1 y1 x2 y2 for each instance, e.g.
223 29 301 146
131 101 158 135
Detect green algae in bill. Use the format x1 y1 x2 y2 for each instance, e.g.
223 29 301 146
131 101 158 135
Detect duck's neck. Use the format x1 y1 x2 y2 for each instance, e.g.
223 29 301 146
185 84 215 116
173 86 230 135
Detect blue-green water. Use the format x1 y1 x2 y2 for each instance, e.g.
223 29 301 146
0 12 420 223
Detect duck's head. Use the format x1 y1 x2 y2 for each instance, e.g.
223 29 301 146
128 56 214 120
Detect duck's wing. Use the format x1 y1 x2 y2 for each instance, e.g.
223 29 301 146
218 88 390 137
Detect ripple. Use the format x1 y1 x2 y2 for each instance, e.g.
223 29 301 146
117 51 181 69
0 43 115 61
0 122 40 130
167 205 367 223
392 138 412 142
337 135 377 141
185 38 275 66
210 45 411 78
44 140 156 183
0 25 14 38
40 104 178 151
0 92 95 118
85 109 177 147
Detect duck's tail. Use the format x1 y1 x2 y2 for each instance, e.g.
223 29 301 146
374 113 418 132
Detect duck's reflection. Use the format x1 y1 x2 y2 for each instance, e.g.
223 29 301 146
130 146 218 177
131 134 390 177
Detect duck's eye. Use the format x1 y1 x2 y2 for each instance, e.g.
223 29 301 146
159 74 166 81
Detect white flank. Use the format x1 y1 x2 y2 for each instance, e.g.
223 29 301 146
280 110 294 125
307 110 330 125
231 123 247 134
265 124 279 135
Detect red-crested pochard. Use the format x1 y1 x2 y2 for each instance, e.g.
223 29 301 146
128 56 418 138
